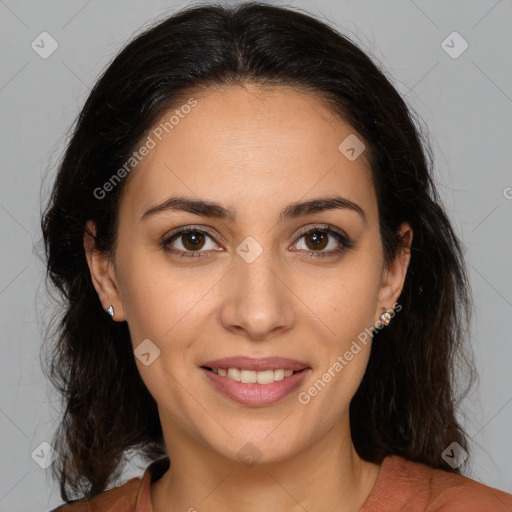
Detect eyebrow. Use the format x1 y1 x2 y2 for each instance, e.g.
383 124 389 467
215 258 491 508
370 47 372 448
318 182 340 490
140 195 366 224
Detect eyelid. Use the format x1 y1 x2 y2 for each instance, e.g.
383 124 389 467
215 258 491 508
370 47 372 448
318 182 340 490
292 223 349 245
163 224 225 246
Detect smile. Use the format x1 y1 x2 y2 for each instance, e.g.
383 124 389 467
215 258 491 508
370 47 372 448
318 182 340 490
200 367 312 407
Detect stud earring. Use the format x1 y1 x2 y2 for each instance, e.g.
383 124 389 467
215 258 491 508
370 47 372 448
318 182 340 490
106 305 115 319
380 311 392 326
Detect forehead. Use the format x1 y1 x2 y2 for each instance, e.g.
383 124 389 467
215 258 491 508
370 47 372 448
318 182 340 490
119 84 377 224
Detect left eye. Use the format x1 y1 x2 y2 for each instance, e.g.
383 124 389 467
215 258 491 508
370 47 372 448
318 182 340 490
293 228 345 253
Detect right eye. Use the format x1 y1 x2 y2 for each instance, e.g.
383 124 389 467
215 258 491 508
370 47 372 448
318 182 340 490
162 227 222 258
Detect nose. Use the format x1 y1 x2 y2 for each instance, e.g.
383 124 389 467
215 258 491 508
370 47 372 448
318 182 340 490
219 247 295 340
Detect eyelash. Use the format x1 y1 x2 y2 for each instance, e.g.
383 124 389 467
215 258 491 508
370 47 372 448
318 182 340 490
161 224 353 260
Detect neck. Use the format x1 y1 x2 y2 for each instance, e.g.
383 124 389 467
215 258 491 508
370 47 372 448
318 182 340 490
150 417 381 512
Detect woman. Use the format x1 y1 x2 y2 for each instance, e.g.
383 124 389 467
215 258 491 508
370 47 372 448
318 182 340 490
42 2 512 511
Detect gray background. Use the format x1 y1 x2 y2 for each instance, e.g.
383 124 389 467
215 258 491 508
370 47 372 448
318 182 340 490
1 0 511 510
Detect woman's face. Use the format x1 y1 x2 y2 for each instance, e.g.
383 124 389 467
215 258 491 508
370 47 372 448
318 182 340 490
86 83 410 464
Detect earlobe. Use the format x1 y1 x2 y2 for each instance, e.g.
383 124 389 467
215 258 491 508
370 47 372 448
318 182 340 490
83 220 125 321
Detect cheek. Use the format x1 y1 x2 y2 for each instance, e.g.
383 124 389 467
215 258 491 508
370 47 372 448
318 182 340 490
299 270 380 419
300 255 382 404
116 246 217 349
311 258 383 341
114 246 171 343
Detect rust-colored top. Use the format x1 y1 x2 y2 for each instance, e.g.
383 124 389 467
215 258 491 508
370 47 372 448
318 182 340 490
50 455 512 511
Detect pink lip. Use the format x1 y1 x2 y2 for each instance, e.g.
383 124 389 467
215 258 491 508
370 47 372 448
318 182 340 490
200 356 311 372
201 367 312 406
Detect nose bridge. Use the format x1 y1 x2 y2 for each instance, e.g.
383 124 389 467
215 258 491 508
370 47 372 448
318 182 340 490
220 237 293 338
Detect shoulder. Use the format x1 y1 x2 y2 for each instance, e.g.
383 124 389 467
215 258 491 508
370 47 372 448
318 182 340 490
48 476 142 511
361 455 512 512
48 457 170 512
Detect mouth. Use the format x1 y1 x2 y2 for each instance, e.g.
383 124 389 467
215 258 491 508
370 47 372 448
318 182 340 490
199 365 312 406
199 355 311 385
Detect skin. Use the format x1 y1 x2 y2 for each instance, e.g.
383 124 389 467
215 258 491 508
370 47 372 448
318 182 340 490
84 83 412 512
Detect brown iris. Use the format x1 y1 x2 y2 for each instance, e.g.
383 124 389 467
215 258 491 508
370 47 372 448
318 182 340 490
181 231 206 251
304 230 328 251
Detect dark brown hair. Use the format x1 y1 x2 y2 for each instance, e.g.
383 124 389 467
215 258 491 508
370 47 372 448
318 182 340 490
41 0 476 502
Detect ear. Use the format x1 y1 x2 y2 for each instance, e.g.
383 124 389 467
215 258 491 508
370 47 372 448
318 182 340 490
83 220 126 322
377 222 413 316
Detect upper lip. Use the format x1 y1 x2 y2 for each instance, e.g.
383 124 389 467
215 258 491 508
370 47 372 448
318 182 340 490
200 356 311 372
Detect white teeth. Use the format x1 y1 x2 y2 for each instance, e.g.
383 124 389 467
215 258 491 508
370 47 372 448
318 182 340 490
210 367 296 384
227 368 240 381
240 369 257 383
274 369 285 381
255 370 275 384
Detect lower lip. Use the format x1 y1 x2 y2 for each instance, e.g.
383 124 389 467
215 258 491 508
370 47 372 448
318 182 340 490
200 367 312 407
